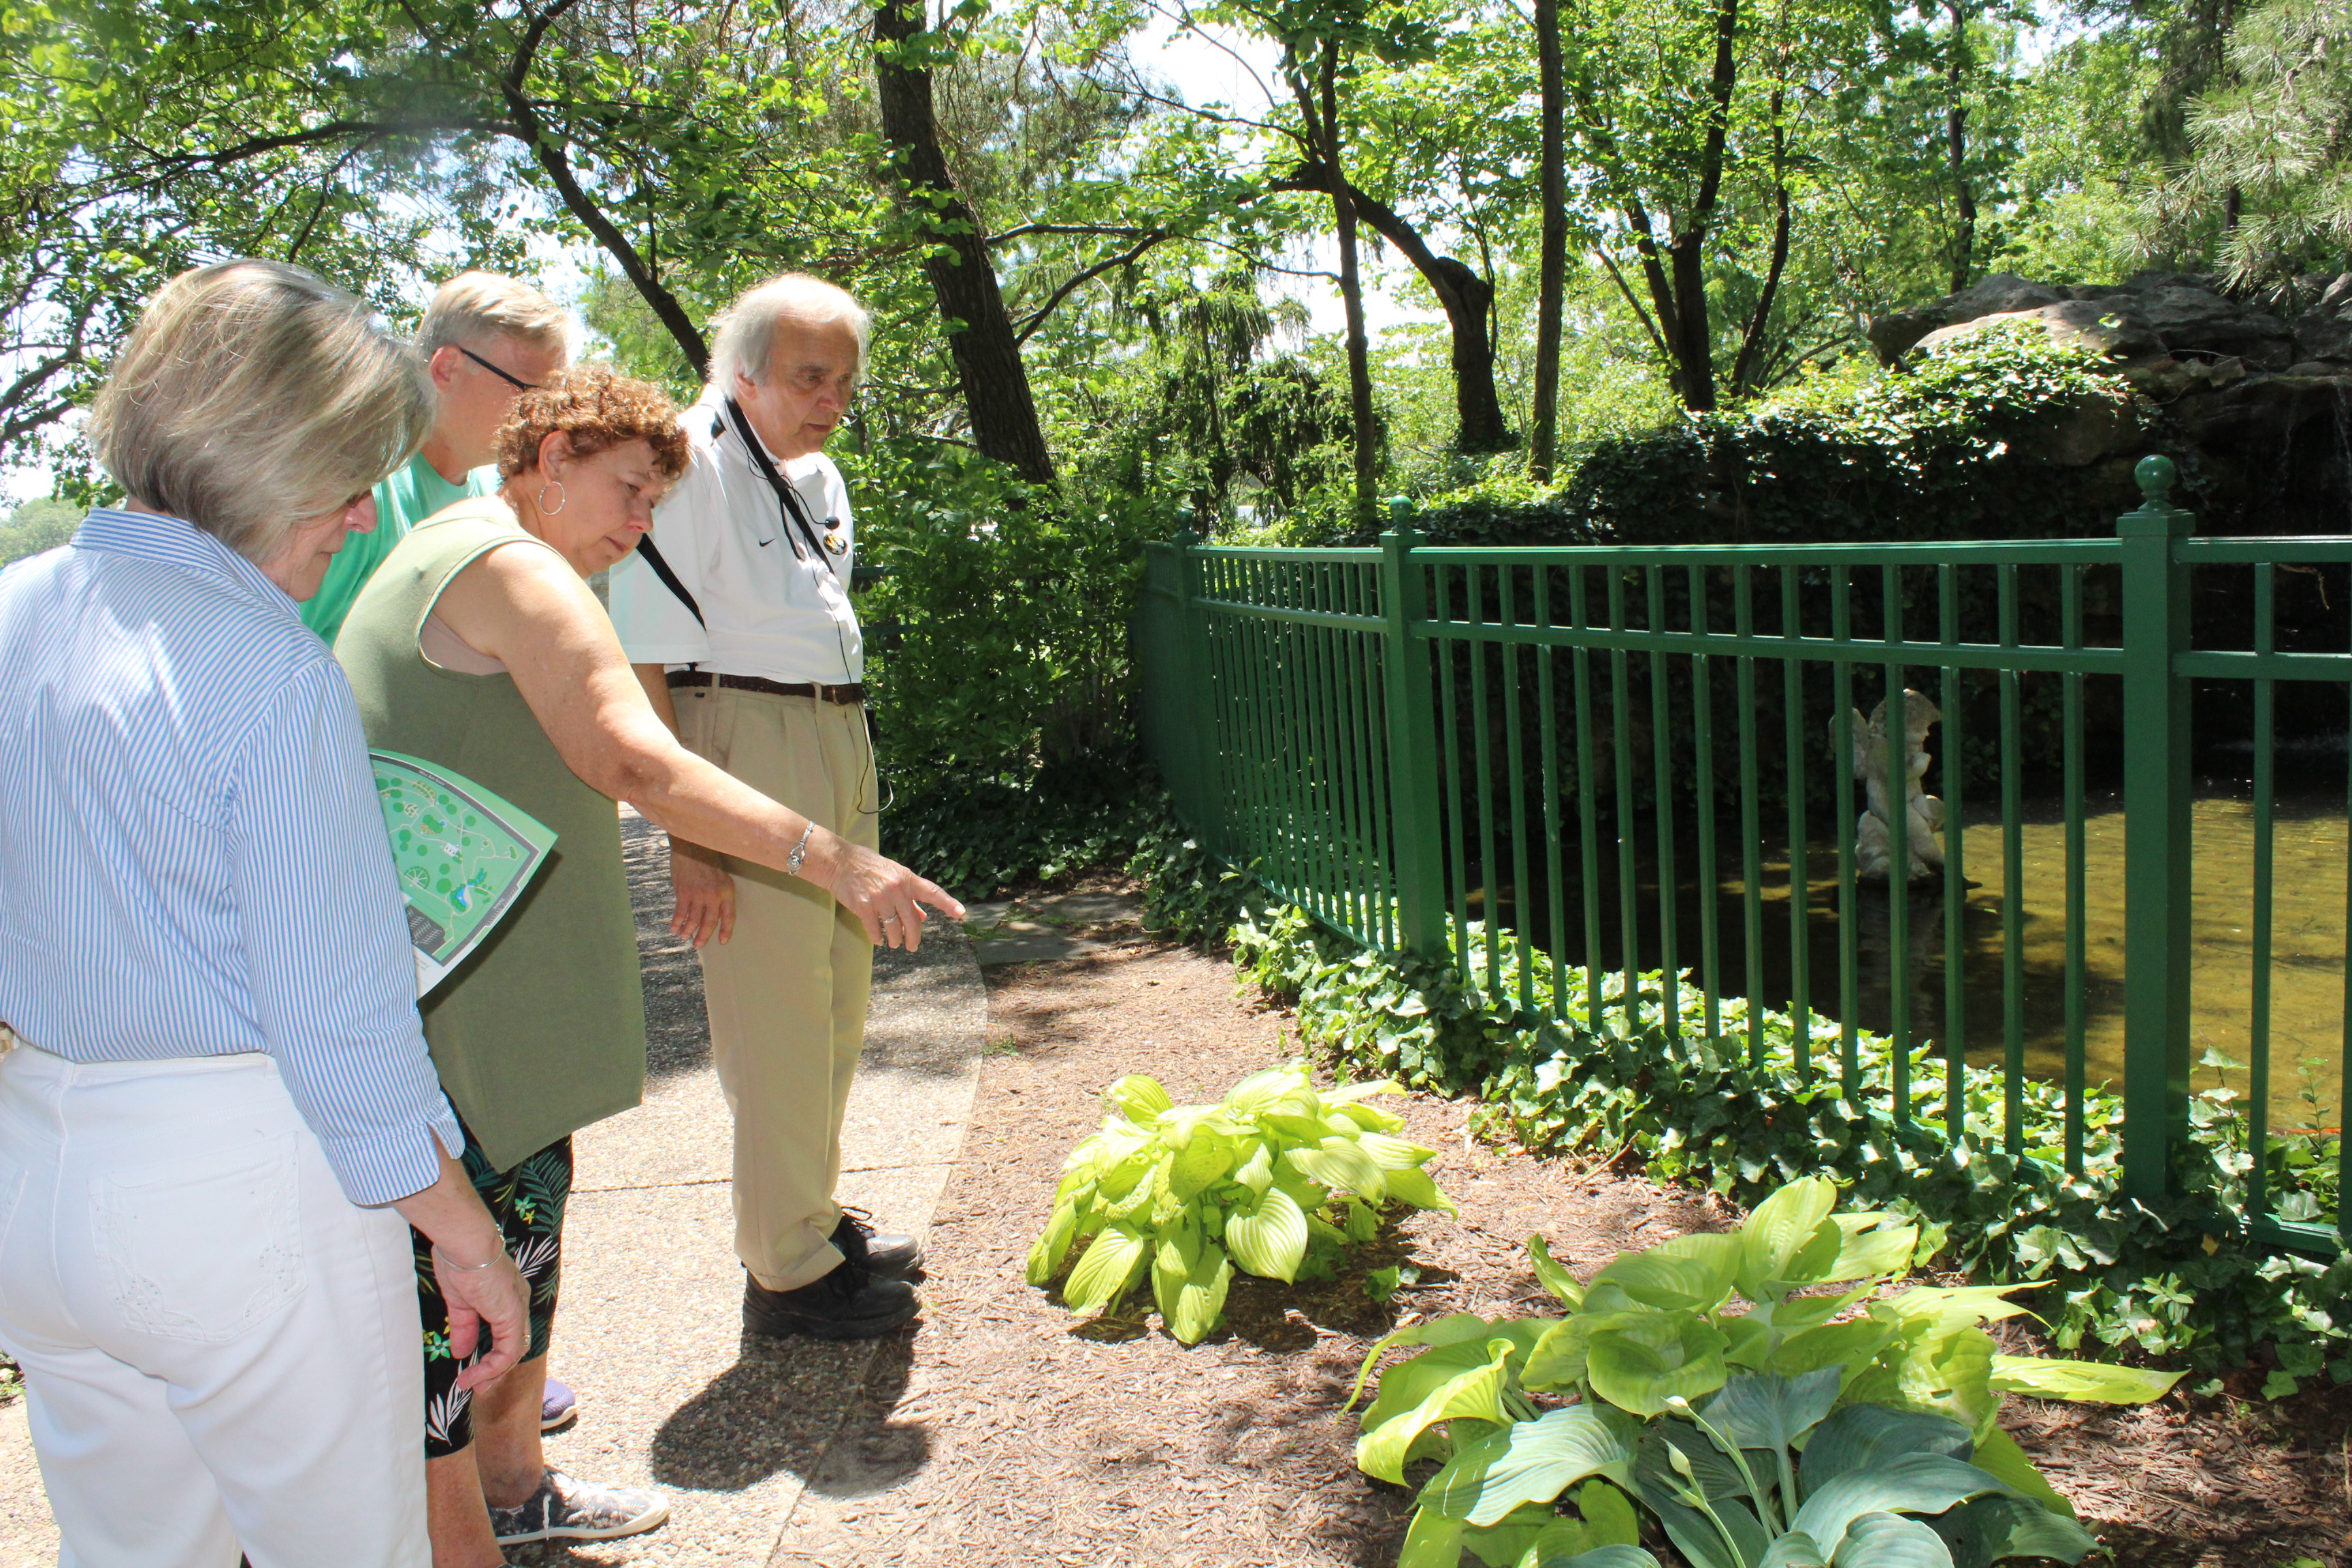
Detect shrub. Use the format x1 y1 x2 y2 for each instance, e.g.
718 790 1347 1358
1025 1061 1458 1343
848 438 1165 895
1352 1179 2178 1568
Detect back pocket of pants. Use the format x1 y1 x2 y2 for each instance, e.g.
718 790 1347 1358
96 1133 304 1343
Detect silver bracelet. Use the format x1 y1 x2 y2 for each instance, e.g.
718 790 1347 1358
432 1245 508 1273
784 820 815 877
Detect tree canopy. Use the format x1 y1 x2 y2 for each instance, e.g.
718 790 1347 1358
0 0 2333 519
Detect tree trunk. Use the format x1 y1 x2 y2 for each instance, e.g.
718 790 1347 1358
1317 47 1379 530
1531 0 1567 480
1946 0 1975 295
1665 0 1741 413
1730 83 1791 399
1274 165 1507 453
872 0 1056 487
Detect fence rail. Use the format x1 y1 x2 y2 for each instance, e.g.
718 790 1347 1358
1135 457 2352 1252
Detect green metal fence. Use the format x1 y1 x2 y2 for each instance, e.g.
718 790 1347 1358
1135 457 2351 1250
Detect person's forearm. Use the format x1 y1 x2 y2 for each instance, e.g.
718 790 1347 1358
632 663 681 739
589 703 853 887
388 1147 507 1264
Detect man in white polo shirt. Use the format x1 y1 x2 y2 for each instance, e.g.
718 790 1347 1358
610 274 932 1339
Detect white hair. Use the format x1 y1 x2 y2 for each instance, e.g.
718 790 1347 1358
707 273 870 390
88 260 431 563
417 270 570 357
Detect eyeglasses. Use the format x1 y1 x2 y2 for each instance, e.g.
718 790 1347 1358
455 344 540 393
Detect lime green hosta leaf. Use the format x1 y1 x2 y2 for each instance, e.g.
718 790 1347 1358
1355 1130 1440 1171
1592 1248 1733 1313
1986 1353 2183 1405
1522 1314 1594 1394
1152 1233 1232 1345
1572 1476 1642 1546
1748 1281 1880 1337
1356 1337 1519 1483
1821 1217 1919 1285
1288 1138 1388 1202
1829 1513 1953 1568
1398 1507 1467 1568
1223 1062 1309 1115
1463 1504 1556 1567
1167 1131 1235 1200
1385 1164 1459 1214
1333 1099 1407 1134
1787 1453 2013 1560
1225 1185 1309 1281
1324 1075 1404 1102
1765 1316 1897 1382
1103 1073 1171 1123
1878 1284 2040 1335
1965 1428 2075 1519
1737 1177 1841 1302
1230 1141 1275 1197
1528 1236 1585 1309
1927 1492 2099 1566
1586 1312 1731 1416
1353 1313 1531 1411
1026 1200 1080 1286
1062 1226 1149 1316
1422 1403 1644 1526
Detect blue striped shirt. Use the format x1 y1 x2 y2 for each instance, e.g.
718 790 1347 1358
0 509 461 1205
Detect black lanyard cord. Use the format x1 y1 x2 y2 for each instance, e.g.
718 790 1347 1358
723 398 837 574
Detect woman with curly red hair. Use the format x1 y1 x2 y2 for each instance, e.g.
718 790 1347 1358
333 363 962 1567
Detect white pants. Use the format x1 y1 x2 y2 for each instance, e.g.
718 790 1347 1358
0 1044 427 1568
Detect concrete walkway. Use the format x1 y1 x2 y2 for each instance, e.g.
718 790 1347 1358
0 808 988 1568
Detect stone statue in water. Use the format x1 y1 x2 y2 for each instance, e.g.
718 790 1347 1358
1835 689 1945 883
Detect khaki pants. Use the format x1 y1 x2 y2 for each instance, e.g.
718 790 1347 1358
674 686 879 1291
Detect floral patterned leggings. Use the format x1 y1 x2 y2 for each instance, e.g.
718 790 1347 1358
411 1130 572 1458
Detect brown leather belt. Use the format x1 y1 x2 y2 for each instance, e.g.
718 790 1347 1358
666 671 865 705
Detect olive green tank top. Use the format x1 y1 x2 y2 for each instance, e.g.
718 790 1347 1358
335 497 647 1170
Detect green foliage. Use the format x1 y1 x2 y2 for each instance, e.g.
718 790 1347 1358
1353 1178 2175 1568
1132 836 2352 1395
1025 1060 1457 1342
1480 328 2151 549
850 437 1164 895
0 499 77 566
2132 0 2352 284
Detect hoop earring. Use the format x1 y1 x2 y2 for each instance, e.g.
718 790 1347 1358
537 480 566 516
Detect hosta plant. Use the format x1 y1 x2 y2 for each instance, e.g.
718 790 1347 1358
1026 1062 1456 1343
1351 1177 2181 1567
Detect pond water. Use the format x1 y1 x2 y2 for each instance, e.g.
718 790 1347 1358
1480 791 2349 1130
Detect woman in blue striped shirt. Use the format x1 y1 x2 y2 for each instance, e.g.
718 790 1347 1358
0 261 529 1568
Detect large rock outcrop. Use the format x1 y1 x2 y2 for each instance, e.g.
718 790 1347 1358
1872 272 2352 534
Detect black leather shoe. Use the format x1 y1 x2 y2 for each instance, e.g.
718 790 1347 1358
832 1206 924 1281
742 1264 921 1340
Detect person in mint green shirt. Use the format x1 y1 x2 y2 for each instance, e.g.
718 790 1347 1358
301 271 570 643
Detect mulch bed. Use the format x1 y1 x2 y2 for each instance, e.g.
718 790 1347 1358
780 884 2352 1568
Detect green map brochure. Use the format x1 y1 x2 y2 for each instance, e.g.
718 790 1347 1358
370 750 557 998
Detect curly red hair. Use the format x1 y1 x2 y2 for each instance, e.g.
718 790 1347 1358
495 363 689 481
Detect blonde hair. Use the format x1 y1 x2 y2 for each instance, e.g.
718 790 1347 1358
88 260 432 562
418 271 570 357
708 273 870 390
